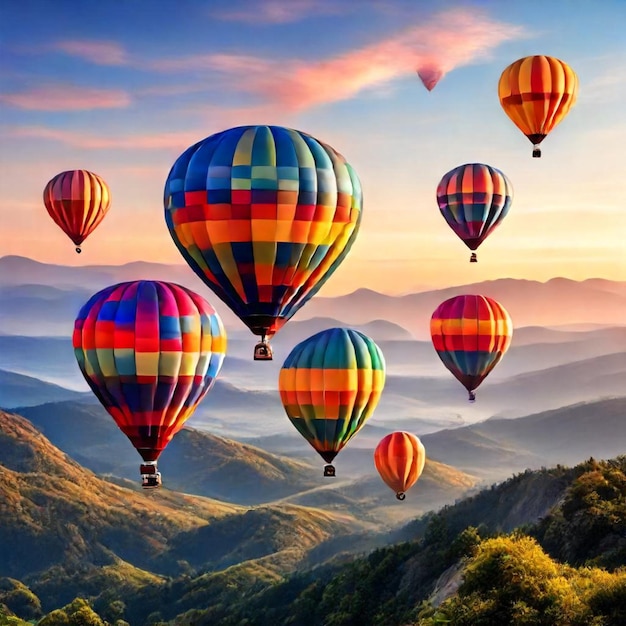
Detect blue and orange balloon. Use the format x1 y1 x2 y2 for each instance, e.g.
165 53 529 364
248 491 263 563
279 328 386 476
43 169 111 253
164 125 363 360
430 295 513 402
73 280 227 488
437 163 513 263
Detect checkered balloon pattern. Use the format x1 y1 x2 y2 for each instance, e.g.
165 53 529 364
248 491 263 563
164 125 362 338
43 169 111 247
73 280 227 462
279 328 386 464
437 163 513 251
430 294 513 397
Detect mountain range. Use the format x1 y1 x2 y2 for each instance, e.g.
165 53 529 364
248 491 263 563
1 256 625 340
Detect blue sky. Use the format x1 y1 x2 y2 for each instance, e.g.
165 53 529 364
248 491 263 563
1 0 625 294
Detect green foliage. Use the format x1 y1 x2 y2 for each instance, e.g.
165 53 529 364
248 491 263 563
0 579 41 621
37 598 104 626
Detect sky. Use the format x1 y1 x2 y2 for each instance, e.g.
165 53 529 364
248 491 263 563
1 0 625 296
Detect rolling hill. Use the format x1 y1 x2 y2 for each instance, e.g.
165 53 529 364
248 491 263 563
10 399 478 527
420 397 626 478
10 400 318 504
0 409 373 613
0 369 88 407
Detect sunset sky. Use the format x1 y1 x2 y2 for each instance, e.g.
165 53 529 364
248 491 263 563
1 0 625 295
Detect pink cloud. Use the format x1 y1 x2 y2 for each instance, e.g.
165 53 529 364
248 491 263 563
53 40 130 65
0 85 131 111
149 8 528 112
244 8 528 111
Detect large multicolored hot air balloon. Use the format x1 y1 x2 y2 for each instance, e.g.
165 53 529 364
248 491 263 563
498 55 578 157
164 125 363 361
437 163 513 263
374 431 426 501
279 328 386 476
430 295 513 402
43 169 111 253
73 280 227 488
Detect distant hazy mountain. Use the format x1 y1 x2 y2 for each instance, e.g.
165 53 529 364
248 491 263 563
245 397 626 489
2 256 625 340
421 397 626 479
0 369 89 407
297 278 626 339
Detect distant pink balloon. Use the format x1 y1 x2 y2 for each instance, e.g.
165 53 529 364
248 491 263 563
417 66 443 91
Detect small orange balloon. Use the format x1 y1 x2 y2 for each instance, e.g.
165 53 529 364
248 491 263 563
374 431 426 500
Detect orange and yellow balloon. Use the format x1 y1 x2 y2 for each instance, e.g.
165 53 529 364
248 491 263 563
43 169 111 253
374 431 426 501
498 55 578 157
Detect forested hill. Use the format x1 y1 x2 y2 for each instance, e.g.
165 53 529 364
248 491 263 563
5 455 625 625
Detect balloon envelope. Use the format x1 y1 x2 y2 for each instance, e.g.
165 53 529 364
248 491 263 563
498 55 578 155
430 294 512 400
43 169 111 251
73 280 227 462
437 163 513 254
164 125 363 342
417 65 443 91
279 327 385 467
374 431 426 499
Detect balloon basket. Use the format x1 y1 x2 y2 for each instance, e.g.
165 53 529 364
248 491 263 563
470 253 477 263
253 341 273 361
140 463 162 490
468 390 476 403
396 492 406 501
532 147 541 158
323 464 336 477
75 247 82 254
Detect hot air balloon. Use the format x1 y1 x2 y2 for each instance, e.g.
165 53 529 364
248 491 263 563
279 327 386 477
430 294 512 402
374 431 426 501
437 163 513 263
43 169 111 253
417 64 443 91
164 125 362 361
498 55 578 157
73 280 227 489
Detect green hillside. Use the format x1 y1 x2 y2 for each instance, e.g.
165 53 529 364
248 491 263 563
0 410 369 617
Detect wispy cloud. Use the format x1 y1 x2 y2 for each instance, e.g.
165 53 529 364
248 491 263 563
0 85 131 111
53 40 130 65
151 8 529 112
4 125 197 151
210 0 346 24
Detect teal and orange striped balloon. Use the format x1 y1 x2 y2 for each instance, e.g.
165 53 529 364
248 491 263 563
164 125 362 357
43 169 111 253
73 280 227 485
430 295 513 402
278 328 386 475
